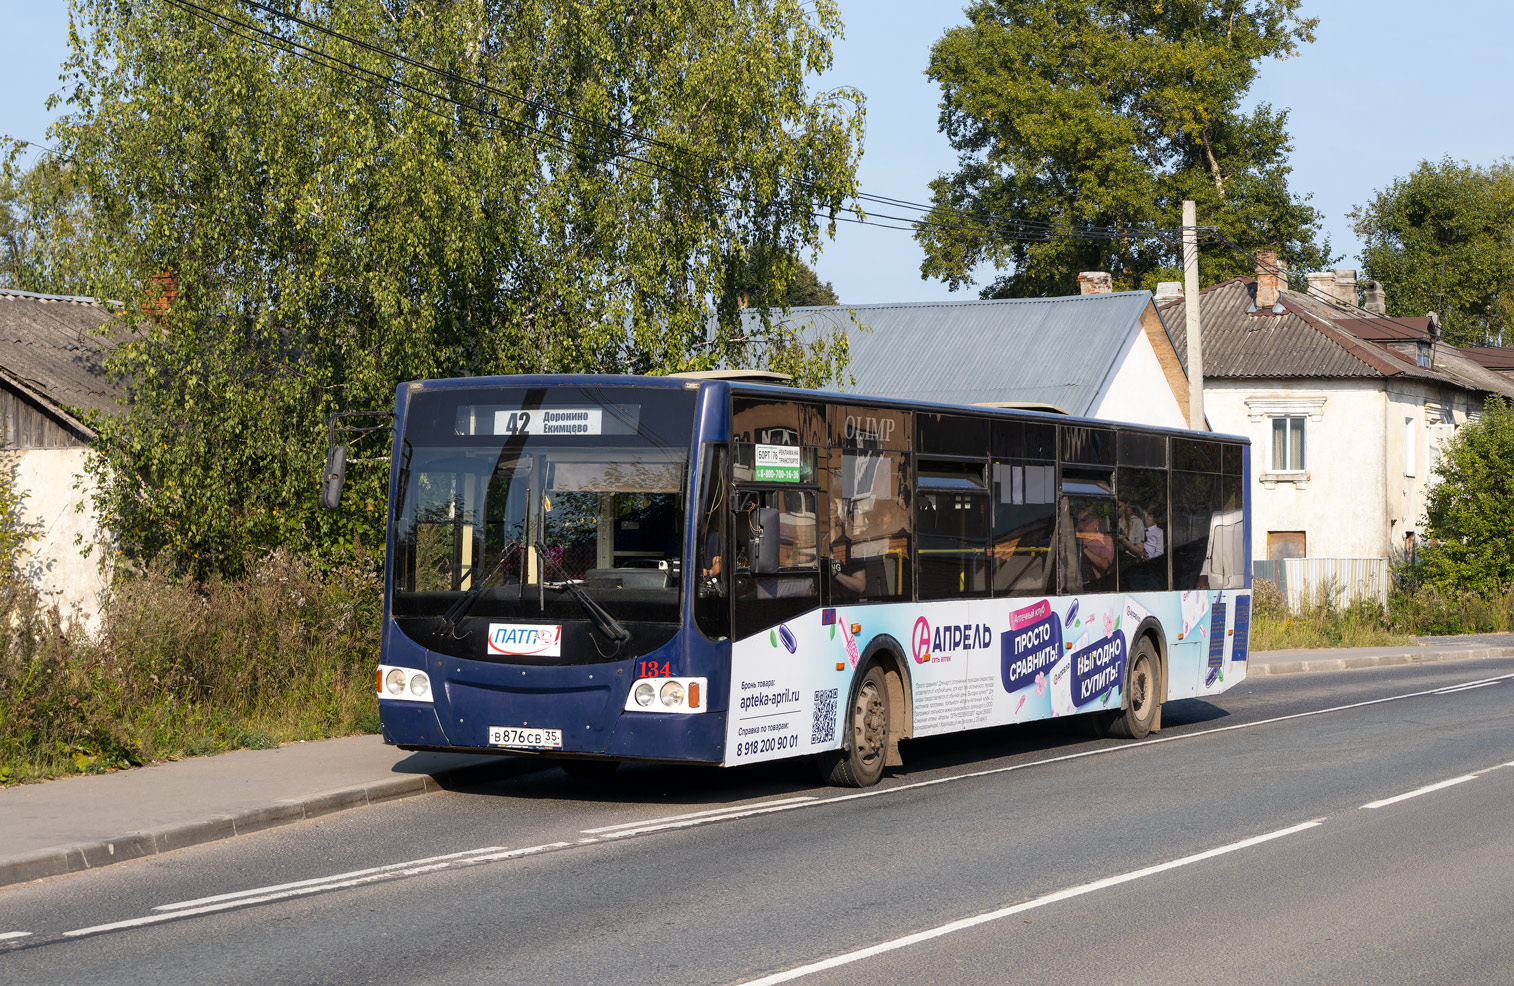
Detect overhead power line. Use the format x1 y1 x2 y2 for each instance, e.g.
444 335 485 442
163 0 1221 250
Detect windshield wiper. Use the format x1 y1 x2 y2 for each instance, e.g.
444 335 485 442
533 539 631 643
435 538 522 638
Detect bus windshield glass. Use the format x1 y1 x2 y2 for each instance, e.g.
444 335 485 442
391 385 696 629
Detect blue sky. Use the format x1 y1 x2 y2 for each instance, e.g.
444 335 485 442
3 1 1510 303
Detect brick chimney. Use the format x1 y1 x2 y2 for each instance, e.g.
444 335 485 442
1255 250 1283 309
1363 280 1386 314
1152 281 1183 304
1332 269 1359 307
1077 271 1113 295
143 270 178 318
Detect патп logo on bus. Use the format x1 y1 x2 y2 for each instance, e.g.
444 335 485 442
487 623 563 658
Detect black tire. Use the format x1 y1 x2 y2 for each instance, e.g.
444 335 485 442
560 759 621 782
1102 637 1160 739
817 665 890 787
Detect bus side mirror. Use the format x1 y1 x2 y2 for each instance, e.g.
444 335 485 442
749 506 781 575
321 444 348 510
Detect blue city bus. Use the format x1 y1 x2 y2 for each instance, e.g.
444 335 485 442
348 374 1250 787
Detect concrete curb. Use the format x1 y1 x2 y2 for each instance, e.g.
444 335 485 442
1248 646 1514 676
0 757 545 890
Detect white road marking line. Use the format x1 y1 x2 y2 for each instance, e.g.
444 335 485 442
66 843 570 939
154 845 511 911
0 932 33 941
732 820 1325 986
54 668 1511 942
1434 681 1501 695
1361 774 1479 810
582 796 817 834
594 802 832 839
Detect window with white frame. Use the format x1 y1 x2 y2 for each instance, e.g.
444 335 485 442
1404 416 1416 477
1271 416 1306 472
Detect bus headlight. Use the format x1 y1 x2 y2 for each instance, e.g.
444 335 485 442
624 677 706 714
377 665 435 703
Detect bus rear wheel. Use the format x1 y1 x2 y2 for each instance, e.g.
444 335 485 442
818 665 890 788
1101 638 1160 740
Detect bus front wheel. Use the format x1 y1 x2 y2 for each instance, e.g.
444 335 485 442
818 664 890 788
1100 637 1160 740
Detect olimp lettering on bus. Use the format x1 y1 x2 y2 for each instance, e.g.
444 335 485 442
844 415 897 444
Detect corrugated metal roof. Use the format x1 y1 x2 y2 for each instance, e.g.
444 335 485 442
0 289 125 422
777 292 1157 416
1158 278 1514 400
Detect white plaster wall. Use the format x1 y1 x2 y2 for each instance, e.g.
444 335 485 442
4 447 109 635
1090 328 1188 428
1205 379 1391 560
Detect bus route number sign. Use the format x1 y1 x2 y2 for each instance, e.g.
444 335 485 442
493 408 604 436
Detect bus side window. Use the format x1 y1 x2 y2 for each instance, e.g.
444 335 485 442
732 488 820 639
1116 433 1170 593
694 444 730 641
828 449 912 603
1171 438 1245 589
991 458 1055 596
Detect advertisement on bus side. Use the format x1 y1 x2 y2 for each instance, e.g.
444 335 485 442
722 589 1249 767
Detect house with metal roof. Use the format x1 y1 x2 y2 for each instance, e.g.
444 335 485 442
1 288 124 630
783 287 1195 429
1158 263 1514 566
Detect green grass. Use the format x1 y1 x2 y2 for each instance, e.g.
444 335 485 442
0 552 382 785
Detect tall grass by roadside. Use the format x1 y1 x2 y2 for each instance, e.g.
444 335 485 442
1252 575 1514 651
1250 578 1414 651
0 552 381 785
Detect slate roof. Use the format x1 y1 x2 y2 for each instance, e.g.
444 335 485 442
776 292 1166 417
0 289 125 426
1158 278 1514 400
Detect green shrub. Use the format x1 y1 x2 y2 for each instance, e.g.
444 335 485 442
0 551 381 785
1249 578 1412 650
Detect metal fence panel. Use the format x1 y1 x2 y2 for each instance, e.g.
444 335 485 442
1251 557 1388 612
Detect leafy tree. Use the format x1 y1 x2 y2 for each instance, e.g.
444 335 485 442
729 254 839 307
1352 158 1514 347
1418 396 1514 594
917 0 1332 298
0 158 99 295
26 0 863 576
783 261 841 307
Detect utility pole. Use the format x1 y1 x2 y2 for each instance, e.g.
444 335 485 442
1182 199 1205 431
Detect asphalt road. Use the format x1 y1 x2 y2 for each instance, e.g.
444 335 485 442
3 658 1512 986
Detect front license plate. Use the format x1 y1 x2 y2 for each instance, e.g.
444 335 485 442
488 725 563 750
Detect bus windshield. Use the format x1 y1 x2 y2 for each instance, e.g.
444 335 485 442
390 385 696 637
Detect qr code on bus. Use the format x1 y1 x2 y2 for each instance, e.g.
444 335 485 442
812 688 838 745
